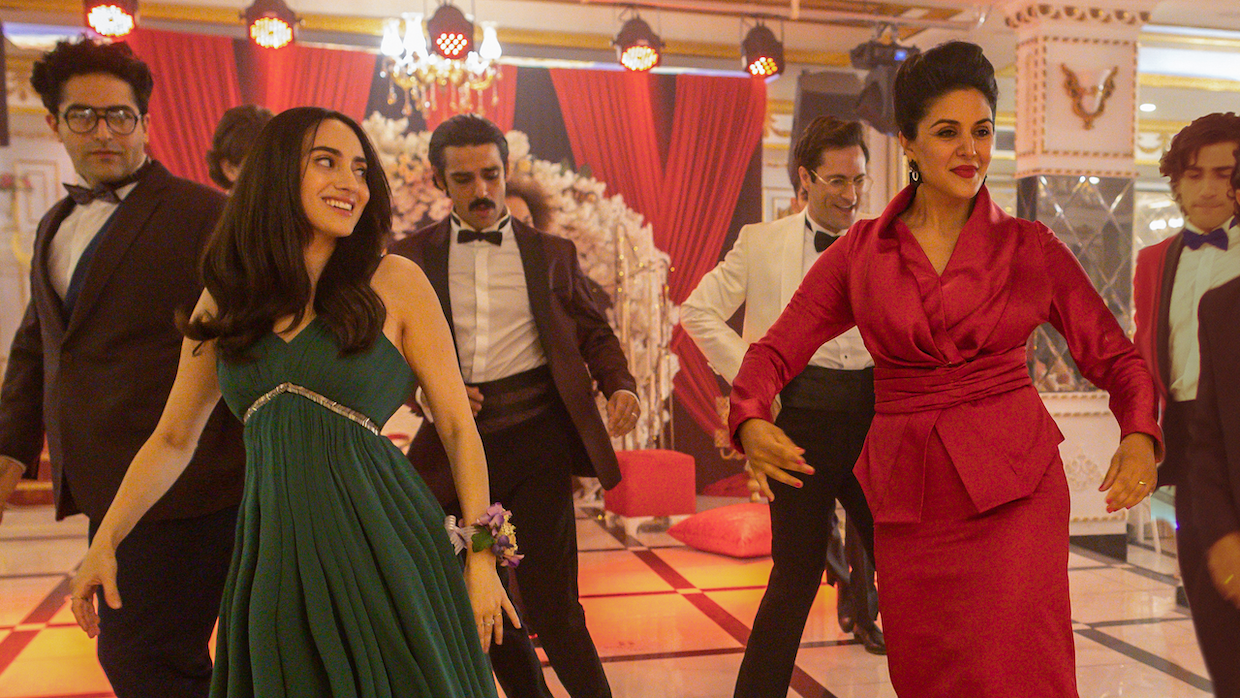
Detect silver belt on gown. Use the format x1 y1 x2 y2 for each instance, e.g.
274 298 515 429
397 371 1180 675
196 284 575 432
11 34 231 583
243 382 381 436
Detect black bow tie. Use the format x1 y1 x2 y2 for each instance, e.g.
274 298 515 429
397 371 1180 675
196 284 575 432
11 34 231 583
1182 227 1229 251
64 182 120 205
458 229 503 246
63 162 148 206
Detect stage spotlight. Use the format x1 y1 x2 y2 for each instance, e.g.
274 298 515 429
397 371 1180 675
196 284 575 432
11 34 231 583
427 4 474 60
244 0 297 49
850 38 918 135
742 24 784 78
614 16 663 72
84 0 138 37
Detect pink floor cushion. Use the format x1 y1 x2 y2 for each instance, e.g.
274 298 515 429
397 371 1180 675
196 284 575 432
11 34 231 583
604 449 697 518
668 502 771 558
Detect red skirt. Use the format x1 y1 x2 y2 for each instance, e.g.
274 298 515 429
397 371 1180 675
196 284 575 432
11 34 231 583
873 430 1077 697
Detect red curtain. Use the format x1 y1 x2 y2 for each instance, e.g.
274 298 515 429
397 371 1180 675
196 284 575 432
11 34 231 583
662 75 766 433
241 43 376 123
552 69 766 434
549 69 664 222
126 29 242 187
423 64 519 132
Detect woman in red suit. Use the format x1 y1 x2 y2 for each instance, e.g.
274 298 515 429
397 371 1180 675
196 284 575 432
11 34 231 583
730 42 1162 697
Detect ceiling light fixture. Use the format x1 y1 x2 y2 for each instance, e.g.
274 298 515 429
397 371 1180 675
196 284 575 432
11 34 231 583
614 12 663 72
244 0 297 49
84 0 138 37
742 22 784 78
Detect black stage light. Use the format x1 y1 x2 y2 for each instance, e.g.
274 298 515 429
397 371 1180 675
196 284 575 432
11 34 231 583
614 16 663 72
742 23 784 78
84 0 138 37
851 39 918 135
849 38 918 70
427 4 474 60
244 0 297 49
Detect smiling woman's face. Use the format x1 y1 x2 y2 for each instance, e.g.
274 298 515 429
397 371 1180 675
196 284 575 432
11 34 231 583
899 87 994 202
298 118 370 240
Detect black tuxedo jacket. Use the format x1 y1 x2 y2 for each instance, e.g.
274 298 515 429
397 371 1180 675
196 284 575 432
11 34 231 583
0 161 245 522
388 217 637 503
1190 276 1240 550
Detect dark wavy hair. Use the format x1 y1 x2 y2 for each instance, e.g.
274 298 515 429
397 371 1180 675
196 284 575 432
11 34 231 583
794 115 870 177
428 114 509 178
206 104 273 189
506 176 554 231
893 41 998 141
1159 112 1240 185
31 36 154 115
182 107 392 360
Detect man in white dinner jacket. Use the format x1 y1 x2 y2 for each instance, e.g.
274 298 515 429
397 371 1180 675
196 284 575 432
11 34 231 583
682 115 884 698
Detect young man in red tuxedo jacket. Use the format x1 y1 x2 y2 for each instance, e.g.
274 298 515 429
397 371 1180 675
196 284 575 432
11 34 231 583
1133 112 1240 695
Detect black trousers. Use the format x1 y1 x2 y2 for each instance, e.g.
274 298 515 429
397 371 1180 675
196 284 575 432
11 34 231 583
1176 477 1240 697
449 403 610 698
733 406 875 698
88 505 237 698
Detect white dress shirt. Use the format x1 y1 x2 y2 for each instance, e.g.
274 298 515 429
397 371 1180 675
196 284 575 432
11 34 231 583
1168 216 1240 401
448 213 548 383
803 211 871 371
49 179 141 300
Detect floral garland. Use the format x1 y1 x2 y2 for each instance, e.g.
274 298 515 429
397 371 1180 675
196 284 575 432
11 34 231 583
362 115 677 449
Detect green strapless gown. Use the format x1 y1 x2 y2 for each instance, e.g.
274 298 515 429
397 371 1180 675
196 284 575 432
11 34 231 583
212 318 496 698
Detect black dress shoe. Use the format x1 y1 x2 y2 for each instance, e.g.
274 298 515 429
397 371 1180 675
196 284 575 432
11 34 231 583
854 623 886 655
837 606 855 634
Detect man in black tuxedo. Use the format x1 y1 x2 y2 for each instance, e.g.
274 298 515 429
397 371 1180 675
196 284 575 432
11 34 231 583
1189 241 1240 696
389 115 639 698
0 38 244 697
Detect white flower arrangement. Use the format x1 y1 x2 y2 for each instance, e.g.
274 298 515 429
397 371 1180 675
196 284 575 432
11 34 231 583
363 114 677 449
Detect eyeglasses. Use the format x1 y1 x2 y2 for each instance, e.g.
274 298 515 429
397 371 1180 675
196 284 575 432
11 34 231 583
60 107 141 136
808 170 871 194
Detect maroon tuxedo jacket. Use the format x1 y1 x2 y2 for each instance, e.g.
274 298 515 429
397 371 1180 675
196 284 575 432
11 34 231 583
731 185 1162 523
0 161 245 522
387 218 637 502
1190 276 1240 550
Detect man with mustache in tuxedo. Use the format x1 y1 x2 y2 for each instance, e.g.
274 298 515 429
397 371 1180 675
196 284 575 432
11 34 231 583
389 115 640 698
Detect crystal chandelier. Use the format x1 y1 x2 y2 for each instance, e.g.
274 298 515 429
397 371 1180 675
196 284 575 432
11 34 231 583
380 5 503 119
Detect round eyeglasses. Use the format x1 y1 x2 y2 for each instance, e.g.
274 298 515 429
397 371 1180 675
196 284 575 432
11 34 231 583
61 107 141 136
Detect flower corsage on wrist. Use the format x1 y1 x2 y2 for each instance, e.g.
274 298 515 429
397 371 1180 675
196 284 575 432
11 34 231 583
445 503 524 568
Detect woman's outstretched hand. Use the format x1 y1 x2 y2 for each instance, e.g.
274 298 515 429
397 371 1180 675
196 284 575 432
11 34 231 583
68 542 122 638
464 556 521 652
737 418 813 502
1100 432 1158 513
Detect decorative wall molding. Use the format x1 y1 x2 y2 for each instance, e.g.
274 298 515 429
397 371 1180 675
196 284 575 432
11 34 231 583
1005 3 1150 29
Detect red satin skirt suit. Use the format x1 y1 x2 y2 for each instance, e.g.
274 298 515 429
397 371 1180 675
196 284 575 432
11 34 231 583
729 185 1163 697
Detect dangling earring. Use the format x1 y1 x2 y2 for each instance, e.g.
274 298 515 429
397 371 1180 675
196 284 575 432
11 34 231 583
908 160 922 185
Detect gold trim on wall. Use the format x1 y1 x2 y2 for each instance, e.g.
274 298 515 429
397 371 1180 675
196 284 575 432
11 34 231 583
1140 73 1240 93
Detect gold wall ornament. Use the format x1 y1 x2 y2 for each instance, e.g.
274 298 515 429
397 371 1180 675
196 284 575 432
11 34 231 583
1060 63 1117 130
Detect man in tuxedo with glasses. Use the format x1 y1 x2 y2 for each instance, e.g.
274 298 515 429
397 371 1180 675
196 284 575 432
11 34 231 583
682 115 885 698
0 37 244 698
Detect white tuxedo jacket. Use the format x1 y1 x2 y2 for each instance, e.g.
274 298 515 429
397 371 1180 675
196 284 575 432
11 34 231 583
681 211 871 385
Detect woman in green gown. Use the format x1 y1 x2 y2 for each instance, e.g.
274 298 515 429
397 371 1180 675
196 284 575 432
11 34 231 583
69 107 517 697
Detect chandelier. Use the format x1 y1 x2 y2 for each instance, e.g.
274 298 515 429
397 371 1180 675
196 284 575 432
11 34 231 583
380 5 503 119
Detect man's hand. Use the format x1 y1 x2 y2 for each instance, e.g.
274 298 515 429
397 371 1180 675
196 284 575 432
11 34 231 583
737 419 812 502
0 458 26 525
465 386 484 417
1207 531 1240 609
606 391 641 437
